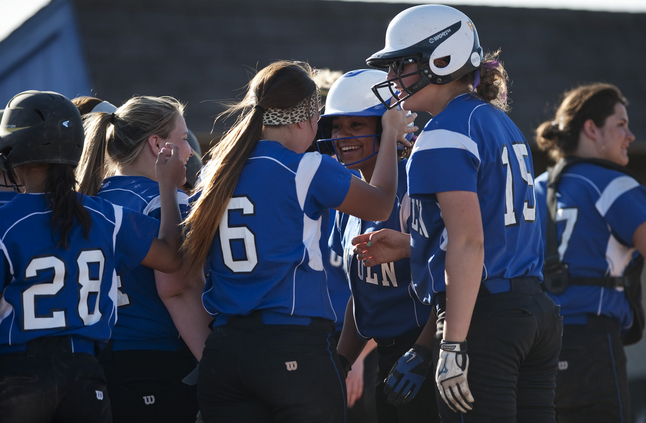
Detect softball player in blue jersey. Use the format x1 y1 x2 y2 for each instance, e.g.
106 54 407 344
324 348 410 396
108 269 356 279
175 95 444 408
353 5 563 422
77 95 209 423
0 90 186 423
317 69 436 423
182 60 415 423
534 83 646 423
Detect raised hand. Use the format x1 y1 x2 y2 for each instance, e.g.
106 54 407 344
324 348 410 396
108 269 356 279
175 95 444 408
156 142 187 189
352 229 411 268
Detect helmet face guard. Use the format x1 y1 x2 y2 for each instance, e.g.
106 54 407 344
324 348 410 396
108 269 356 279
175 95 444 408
367 5 483 110
317 133 381 167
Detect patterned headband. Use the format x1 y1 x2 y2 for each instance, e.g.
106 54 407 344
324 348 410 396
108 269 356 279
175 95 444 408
262 89 320 126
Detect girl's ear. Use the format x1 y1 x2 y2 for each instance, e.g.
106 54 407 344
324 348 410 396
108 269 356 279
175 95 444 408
147 135 162 155
582 119 599 141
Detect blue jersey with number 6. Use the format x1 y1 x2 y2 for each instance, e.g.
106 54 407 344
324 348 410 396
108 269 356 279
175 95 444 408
201 140 353 321
407 94 543 304
0 193 159 347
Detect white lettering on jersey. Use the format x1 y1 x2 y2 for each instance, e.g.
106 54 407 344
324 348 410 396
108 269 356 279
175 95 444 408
381 262 398 287
411 199 428 238
116 275 130 307
359 261 398 287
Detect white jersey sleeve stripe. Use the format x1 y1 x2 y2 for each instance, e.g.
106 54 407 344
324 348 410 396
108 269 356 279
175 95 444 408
143 196 161 216
595 176 639 217
414 129 481 165
296 154 324 271
0 238 13 276
112 204 123 255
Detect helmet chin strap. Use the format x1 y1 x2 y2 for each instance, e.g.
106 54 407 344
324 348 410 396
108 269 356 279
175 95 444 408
0 155 22 192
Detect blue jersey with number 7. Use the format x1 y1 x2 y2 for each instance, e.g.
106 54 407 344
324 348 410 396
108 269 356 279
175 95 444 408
407 94 543 305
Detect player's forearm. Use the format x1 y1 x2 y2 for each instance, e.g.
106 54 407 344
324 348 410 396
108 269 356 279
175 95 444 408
160 280 213 361
443 240 483 342
337 298 368 364
367 125 398 203
157 186 183 266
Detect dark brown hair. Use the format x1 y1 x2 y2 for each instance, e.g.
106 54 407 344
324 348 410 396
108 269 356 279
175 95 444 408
182 60 317 278
535 83 627 162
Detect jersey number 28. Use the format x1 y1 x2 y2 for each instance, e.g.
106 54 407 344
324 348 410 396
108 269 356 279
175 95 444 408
22 250 105 331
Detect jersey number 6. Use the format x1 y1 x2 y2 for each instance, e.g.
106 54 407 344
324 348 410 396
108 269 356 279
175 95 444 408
219 196 259 273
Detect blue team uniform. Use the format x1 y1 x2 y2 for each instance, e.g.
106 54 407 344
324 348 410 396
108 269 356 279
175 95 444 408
535 161 646 422
0 193 158 350
197 140 353 423
201 140 352 321
326 211 351 334
407 94 543 302
535 163 646 330
0 191 16 207
406 94 561 422
331 159 431 339
96 175 199 423
331 159 436 422
97 175 190 351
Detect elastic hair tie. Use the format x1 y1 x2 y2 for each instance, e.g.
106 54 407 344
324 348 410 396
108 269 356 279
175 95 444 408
110 113 117 125
472 60 500 90
254 104 266 113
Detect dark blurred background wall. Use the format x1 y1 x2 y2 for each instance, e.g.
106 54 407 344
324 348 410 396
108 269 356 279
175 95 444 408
3 0 646 179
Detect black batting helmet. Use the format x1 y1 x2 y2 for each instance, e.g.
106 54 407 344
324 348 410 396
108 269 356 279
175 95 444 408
0 90 84 171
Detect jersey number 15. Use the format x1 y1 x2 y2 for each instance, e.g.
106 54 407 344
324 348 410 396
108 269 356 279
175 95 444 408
502 143 536 226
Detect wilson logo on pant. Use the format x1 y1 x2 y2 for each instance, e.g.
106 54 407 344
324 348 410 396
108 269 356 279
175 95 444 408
285 361 298 371
143 395 156 405
96 391 104 400
558 361 568 371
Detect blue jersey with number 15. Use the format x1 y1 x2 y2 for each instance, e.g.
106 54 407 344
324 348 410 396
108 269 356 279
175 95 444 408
407 94 543 305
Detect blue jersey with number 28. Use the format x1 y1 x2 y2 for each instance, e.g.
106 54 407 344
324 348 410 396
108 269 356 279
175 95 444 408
0 193 158 347
407 94 543 305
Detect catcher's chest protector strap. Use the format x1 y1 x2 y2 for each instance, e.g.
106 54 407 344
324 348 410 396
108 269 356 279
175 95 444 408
543 157 644 345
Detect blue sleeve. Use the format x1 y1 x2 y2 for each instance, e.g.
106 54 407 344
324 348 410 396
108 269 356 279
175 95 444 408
408 130 479 196
115 207 160 271
308 154 353 210
605 184 646 246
